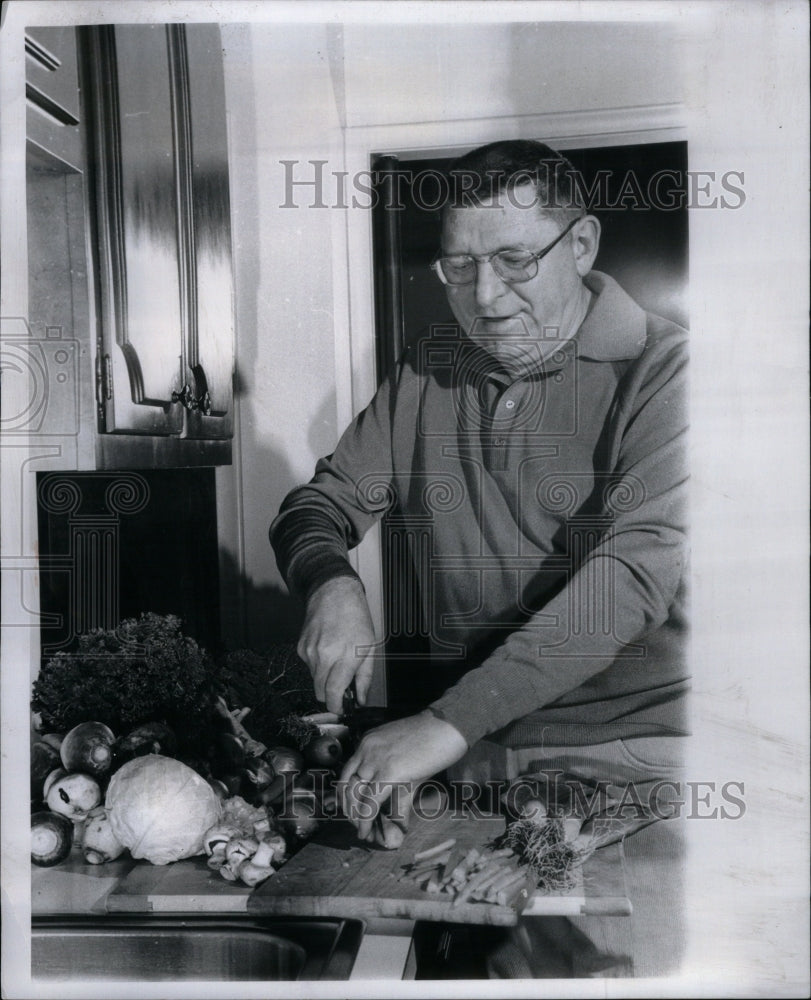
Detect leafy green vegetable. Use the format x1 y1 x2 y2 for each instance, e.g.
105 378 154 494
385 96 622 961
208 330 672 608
277 713 320 752
32 613 318 754
216 645 317 747
32 613 217 750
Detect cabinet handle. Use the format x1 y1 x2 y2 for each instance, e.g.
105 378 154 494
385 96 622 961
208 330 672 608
172 383 196 410
171 383 212 415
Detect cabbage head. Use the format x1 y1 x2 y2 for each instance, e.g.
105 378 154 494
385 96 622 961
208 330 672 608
106 755 221 865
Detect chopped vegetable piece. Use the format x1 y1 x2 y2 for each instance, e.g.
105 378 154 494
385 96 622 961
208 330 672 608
487 871 527 902
402 863 442 883
448 848 479 884
500 880 533 909
301 712 340 726
440 846 465 884
413 837 456 864
470 864 516 900
485 847 516 860
495 873 533 907
452 860 511 906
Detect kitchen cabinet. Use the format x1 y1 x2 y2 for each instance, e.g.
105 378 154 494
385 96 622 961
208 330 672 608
24 23 234 469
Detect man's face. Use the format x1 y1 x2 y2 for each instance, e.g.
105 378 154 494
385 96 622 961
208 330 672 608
441 187 590 373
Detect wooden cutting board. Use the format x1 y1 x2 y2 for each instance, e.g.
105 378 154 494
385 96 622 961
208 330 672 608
248 812 631 927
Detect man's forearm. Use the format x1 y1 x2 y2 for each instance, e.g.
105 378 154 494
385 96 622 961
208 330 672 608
429 539 684 747
269 493 361 602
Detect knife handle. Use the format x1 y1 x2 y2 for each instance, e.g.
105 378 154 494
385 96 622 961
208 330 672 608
342 680 359 719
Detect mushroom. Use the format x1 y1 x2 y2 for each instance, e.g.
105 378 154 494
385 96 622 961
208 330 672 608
46 772 102 822
31 811 74 867
252 840 275 868
206 844 228 870
261 833 288 866
60 722 116 779
252 817 272 838
82 806 126 864
224 836 259 867
42 768 67 799
201 823 243 856
237 857 274 887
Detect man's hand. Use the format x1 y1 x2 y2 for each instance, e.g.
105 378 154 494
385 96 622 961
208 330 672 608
339 711 469 842
297 576 376 713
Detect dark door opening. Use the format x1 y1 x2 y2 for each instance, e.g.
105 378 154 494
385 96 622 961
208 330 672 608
37 468 221 662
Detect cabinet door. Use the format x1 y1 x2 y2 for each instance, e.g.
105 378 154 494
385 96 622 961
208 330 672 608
83 24 234 440
84 25 185 436
177 24 234 441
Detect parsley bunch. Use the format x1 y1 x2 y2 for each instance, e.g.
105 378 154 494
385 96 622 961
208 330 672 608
32 613 218 749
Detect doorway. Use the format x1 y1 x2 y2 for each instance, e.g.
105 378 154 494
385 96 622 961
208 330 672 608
371 140 688 713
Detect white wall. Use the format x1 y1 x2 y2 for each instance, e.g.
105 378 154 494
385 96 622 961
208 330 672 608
340 21 682 127
217 18 684 649
218 22 343 647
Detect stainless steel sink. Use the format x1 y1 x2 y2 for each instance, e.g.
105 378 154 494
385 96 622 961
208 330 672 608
32 915 364 981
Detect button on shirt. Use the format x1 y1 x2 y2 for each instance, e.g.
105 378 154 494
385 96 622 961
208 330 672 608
271 272 689 749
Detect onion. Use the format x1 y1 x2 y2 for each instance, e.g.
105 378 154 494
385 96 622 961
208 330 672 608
278 791 320 841
265 746 304 777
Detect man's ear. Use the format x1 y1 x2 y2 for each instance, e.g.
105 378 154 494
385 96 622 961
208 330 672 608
571 215 601 276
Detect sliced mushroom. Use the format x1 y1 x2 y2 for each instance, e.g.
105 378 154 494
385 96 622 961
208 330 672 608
262 833 288 866
224 836 259 866
252 840 275 868
237 858 274 887
206 844 228 870
82 806 125 863
201 823 243 856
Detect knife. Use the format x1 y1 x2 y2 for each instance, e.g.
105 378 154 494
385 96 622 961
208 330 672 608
340 680 389 738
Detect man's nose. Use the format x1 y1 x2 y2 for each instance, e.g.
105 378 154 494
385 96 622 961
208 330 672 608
473 259 507 308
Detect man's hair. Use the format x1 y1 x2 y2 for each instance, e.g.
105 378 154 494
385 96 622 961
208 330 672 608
445 139 586 225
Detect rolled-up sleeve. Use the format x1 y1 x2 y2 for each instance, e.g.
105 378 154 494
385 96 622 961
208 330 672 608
270 373 397 602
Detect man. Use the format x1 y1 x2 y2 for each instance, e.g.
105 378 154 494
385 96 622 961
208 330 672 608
270 140 689 976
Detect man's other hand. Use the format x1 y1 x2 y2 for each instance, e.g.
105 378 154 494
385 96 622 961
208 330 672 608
339 711 469 842
297 576 376 713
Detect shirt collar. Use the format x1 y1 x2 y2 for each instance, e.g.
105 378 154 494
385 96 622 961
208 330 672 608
574 270 647 361
463 270 647 388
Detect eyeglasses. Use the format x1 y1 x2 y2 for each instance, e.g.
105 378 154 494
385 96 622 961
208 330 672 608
431 216 581 286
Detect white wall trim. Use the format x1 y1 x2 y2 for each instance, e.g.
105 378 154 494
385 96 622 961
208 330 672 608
344 102 687 158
